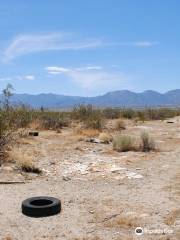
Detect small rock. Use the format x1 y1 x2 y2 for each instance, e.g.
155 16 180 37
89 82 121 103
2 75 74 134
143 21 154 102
167 121 174 124
89 210 95 214
86 138 102 144
50 161 55 165
63 176 71 181
2 166 14 171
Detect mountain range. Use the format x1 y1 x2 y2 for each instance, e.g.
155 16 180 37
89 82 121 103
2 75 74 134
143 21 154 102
1 90 180 108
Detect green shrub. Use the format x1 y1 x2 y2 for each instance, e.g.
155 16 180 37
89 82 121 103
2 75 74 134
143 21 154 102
140 132 156 152
40 114 69 130
84 114 104 129
121 109 136 119
72 104 94 120
102 108 120 119
113 135 135 152
72 105 104 129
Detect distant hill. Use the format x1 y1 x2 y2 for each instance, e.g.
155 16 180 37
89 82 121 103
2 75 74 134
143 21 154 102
1 90 180 108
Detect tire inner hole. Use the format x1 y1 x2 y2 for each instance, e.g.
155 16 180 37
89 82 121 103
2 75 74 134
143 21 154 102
30 199 53 206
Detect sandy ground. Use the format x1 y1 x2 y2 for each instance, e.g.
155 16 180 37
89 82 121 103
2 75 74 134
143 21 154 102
0 118 180 240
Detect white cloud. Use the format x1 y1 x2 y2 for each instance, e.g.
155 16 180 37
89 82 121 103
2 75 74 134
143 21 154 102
2 32 158 62
45 65 103 75
68 70 124 89
132 41 158 47
45 66 70 74
3 33 103 62
45 65 129 90
24 75 35 80
75 66 102 71
0 75 35 82
0 77 12 82
106 41 158 48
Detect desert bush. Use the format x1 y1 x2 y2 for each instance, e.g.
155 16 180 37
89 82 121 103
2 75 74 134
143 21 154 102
137 111 146 122
140 108 180 121
121 109 136 119
84 114 104 129
140 131 155 152
0 110 12 164
72 105 104 129
0 133 11 164
4 106 33 129
20 161 42 174
72 104 94 120
99 132 113 143
113 135 135 152
102 108 120 119
39 113 69 130
102 107 180 121
11 149 42 174
114 119 126 130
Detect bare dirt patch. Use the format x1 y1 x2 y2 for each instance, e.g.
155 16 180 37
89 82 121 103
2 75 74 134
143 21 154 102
0 118 180 239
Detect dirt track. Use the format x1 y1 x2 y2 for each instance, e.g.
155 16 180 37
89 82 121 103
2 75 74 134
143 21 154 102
0 118 180 240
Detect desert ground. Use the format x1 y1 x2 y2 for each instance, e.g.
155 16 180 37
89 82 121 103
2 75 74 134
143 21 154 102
0 117 180 240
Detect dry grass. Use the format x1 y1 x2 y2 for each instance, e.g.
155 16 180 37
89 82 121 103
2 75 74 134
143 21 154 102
17 129 29 138
73 237 102 240
104 212 140 229
28 119 41 130
113 135 135 152
164 209 180 226
98 132 113 143
0 135 13 165
140 131 156 152
75 128 100 137
3 236 13 240
114 118 126 130
9 149 41 174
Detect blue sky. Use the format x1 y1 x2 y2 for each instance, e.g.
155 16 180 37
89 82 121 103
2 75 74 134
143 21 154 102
0 0 180 96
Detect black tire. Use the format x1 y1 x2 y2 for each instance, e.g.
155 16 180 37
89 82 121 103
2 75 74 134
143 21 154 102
29 131 39 136
22 196 61 217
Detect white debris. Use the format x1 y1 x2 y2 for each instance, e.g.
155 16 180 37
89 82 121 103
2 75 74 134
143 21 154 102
126 171 143 179
110 165 126 173
64 163 89 175
135 126 153 130
62 155 143 180
42 168 50 175
162 164 169 169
